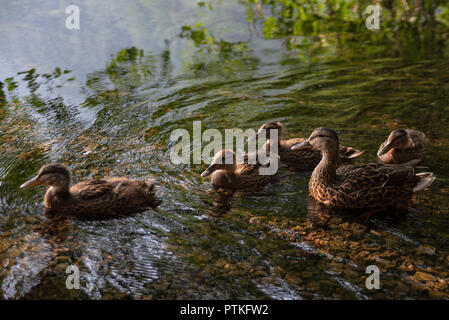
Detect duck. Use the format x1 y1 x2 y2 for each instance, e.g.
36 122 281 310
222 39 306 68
20 163 160 219
248 122 364 171
200 150 274 192
291 127 435 209
377 129 428 165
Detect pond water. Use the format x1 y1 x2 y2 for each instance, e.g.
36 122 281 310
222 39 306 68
1 0 449 299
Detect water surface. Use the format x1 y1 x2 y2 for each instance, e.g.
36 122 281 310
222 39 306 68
1 0 449 299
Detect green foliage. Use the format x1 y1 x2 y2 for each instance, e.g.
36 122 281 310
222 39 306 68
239 0 449 59
179 22 257 78
0 82 6 108
437 4 449 26
103 47 154 89
181 0 448 64
180 25 208 44
4 78 18 92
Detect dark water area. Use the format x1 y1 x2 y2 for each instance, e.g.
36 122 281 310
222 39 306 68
1 0 449 299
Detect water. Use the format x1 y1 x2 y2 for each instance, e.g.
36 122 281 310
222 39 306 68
1 0 449 299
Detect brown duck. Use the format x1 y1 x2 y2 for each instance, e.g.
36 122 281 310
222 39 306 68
377 129 428 165
292 127 435 209
20 163 160 219
248 122 363 171
201 150 274 192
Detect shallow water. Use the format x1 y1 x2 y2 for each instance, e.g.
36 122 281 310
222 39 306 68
1 0 449 299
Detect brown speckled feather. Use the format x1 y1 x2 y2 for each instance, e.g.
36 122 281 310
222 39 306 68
304 127 433 209
311 163 421 209
44 177 158 219
211 162 274 192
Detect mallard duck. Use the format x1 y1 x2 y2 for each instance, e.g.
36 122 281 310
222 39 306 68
20 163 159 219
248 122 364 171
201 150 274 192
291 127 435 209
377 129 428 165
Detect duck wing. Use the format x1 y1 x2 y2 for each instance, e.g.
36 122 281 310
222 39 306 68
234 161 274 191
282 138 306 149
339 146 364 159
72 180 115 200
338 163 416 190
72 178 158 214
238 162 262 175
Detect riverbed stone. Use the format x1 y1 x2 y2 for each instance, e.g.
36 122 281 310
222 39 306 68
285 272 303 285
412 271 436 283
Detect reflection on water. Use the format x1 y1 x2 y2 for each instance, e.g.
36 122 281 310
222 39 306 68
1 0 449 299
205 187 234 217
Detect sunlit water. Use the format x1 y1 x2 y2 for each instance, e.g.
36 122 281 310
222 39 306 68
1 0 449 299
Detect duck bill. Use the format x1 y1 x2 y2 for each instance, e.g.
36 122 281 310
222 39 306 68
377 142 393 156
291 140 310 150
20 176 41 189
201 164 217 178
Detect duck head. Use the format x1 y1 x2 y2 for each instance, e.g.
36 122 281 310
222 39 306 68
291 127 340 154
377 129 409 156
20 163 71 192
201 150 237 178
247 122 283 144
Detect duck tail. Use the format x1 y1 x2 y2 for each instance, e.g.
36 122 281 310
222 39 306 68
145 180 161 208
413 172 435 192
148 182 155 193
144 179 157 192
150 198 162 209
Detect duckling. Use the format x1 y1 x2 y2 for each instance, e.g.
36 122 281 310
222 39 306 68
291 127 435 209
201 150 274 192
377 129 428 165
248 122 363 171
20 163 159 219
